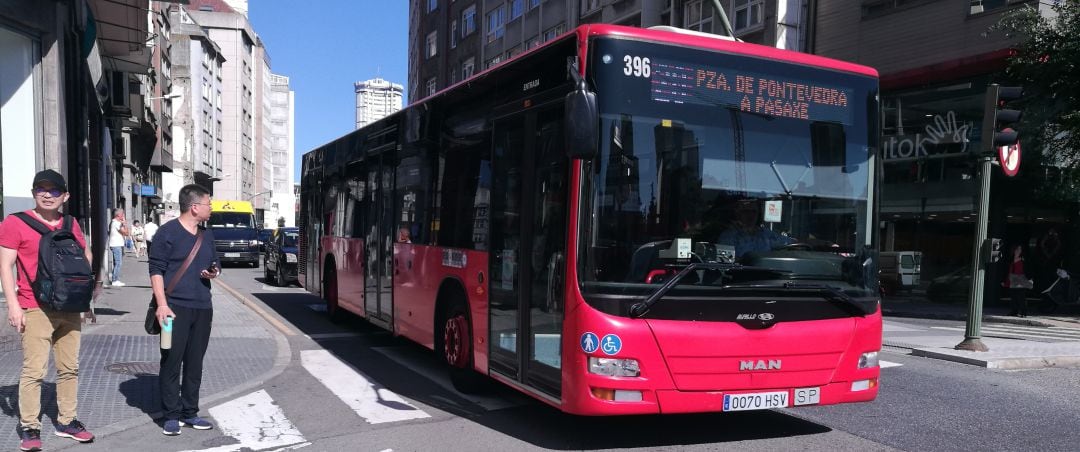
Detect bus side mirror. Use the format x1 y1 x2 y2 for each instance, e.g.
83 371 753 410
564 81 598 160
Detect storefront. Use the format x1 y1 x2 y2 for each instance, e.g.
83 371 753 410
880 74 1078 303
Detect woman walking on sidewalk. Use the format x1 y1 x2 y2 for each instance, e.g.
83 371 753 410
1005 244 1034 318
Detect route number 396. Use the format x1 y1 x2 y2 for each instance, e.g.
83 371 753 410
623 55 651 78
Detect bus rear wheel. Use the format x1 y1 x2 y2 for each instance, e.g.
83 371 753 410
442 300 485 394
324 267 344 323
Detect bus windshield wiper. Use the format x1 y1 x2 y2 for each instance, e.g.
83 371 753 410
628 263 786 318
721 282 878 316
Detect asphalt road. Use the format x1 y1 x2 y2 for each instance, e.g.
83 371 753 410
76 264 1080 451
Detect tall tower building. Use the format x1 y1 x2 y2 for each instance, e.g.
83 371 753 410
354 78 404 130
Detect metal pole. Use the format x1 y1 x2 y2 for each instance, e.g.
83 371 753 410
956 154 992 352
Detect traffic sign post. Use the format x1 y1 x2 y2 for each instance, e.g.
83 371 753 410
956 84 1024 352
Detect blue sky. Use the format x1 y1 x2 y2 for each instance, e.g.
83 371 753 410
249 2 409 182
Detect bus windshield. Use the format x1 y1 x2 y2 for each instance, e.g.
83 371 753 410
580 37 879 306
208 212 256 229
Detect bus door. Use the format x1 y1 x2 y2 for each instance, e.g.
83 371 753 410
363 152 396 328
489 105 567 397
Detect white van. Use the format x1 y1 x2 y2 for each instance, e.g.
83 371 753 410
880 251 922 294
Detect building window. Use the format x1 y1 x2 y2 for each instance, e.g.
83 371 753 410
525 35 541 50
450 20 458 48
486 5 505 43
508 45 522 58
530 0 541 9
428 0 438 13
462 57 475 79
485 55 502 69
426 31 438 58
462 5 477 36
426 77 437 97
731 0 763 31
542 23 564 42
510 0 524 20
581 0 601 14
683 0 714 33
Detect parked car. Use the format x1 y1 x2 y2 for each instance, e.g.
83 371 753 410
879 251 921 295
257 228 274 253
264 227 299 286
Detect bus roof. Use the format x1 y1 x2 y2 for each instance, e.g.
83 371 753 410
583 24 878 78
211 200 255 214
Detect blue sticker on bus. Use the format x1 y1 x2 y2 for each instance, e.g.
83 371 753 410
600 334 622 355
581 332 600 354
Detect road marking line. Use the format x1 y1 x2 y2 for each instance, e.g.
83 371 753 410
301 350 431 424
184 390 309 452
307 332 364 340
880 360 903 368
216 279 297 336
372 346 522 411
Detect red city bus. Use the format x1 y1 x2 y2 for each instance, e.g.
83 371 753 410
299 24 882 415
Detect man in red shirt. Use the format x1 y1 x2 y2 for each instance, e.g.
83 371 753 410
0 170 95 451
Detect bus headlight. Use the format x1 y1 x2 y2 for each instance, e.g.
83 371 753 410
286 253 297 263
858 351 879 369
588 357 640 377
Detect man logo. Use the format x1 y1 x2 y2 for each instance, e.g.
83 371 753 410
758 313 775 321
739 359 782 371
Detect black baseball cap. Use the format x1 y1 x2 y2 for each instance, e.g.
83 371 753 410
33 169 68 193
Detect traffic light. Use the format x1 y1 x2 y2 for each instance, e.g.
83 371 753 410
980 84 1023 152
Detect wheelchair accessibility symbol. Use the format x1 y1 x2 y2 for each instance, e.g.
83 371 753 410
580 332 600 353
600 334 622 355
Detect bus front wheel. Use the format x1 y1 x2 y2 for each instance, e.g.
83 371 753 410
442 300 485 394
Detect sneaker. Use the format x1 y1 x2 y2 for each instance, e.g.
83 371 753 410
179 417 213 430
111 281 126 287
55 419 95 443
18 427 42 451
162 419 180 436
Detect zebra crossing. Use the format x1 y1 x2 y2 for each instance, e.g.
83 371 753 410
931 323 1080 342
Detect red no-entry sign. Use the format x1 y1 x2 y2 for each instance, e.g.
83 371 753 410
999 138 1021 177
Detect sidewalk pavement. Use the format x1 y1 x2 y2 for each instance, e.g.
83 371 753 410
882 291 1080 370
0 254 289 451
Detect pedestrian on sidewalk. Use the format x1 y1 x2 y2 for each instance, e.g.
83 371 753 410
149 184 220 437
144 219 159 251
0 170 96 451
108 209 127 287
132 220 147 259
1005 244 1034 317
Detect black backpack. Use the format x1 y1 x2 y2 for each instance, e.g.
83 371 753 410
12 213 94 312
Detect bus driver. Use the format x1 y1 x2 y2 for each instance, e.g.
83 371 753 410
717 200 794 259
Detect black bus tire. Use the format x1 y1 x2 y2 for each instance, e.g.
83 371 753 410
441 296 486 394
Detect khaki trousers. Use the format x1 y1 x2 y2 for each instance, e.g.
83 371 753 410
19 308 82 429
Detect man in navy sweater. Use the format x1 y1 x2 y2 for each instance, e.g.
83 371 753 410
148 184 219 436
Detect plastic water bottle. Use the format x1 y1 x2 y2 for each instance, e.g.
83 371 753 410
161 316 174 350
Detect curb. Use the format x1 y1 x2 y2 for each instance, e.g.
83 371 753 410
909 348 1080 370
58 278 294 448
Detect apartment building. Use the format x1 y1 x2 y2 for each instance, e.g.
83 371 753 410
267 73 295 227
408 0 806 104
165 4 226 221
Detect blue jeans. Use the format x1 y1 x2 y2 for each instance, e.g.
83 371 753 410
110 246 123 282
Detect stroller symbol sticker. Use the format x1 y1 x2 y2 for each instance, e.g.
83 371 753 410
601 334 622 355
580 332 599 353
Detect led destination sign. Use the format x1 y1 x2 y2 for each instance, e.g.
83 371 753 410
648 60 854 125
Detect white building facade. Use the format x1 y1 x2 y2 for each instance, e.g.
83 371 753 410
354 78 404 130
267 73 295 228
